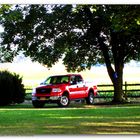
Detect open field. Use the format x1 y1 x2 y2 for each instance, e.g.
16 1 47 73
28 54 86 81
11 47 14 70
0 103 140 135
1 61 140 88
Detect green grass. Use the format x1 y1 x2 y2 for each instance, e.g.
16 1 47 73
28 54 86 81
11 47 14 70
0 103 140 135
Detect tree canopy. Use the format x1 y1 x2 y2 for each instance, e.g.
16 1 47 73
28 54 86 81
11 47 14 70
0 5 140 103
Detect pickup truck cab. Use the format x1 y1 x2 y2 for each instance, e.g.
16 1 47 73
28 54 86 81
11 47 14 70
32 74 97 108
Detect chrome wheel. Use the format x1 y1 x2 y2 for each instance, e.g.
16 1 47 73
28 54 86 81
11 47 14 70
89 93 94 104
60 96 69 106
86 92 94 105
58 95 70 107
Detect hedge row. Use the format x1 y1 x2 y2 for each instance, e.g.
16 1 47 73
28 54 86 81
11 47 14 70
0 70 25 106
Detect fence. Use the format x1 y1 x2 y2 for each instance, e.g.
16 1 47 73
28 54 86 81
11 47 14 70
25 82 140 100
97 82 140 98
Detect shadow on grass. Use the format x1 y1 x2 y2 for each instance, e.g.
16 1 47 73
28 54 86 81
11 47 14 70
1 100 140 109
0 101 140 135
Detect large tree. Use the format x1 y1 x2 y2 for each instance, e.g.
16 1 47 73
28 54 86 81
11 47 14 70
0 5 140 103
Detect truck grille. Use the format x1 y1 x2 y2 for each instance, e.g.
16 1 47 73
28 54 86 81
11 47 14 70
36 88 52 94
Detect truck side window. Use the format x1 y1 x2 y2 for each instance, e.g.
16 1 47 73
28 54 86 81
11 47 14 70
61 76 69 83
70 76 77 85
76 75 83 84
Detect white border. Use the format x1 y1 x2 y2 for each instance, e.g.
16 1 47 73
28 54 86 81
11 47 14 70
0 0 140 4
0 136 140 140
0 0 140 140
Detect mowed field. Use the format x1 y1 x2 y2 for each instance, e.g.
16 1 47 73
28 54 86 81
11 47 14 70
1 60 140 88
0 103 140 135
0 61 140 135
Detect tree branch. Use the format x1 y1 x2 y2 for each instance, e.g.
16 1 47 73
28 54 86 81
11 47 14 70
98 36 115 83
123 46 135 63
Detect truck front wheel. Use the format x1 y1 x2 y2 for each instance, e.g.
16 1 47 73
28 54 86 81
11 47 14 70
57 94 70 107
32 101 45 108
86 91 94 105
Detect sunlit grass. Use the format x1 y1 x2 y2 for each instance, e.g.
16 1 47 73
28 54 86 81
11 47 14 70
0 103 140 135
1 61 140 135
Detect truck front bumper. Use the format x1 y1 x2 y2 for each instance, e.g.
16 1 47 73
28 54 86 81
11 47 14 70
32 96 61 102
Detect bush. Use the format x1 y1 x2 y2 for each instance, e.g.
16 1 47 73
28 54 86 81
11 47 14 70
0 70 25 106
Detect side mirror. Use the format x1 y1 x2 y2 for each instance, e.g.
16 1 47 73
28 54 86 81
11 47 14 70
40 82 44 85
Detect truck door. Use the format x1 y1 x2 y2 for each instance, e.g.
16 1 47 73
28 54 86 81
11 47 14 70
69 75 86 99
68 76 78 99
76 75 87 98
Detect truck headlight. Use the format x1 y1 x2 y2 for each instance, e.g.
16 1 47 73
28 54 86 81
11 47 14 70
52 88 61 92
32 88 36 96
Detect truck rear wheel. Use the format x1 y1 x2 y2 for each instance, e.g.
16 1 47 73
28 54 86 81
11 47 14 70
86 91 94 105
32 101 45 108
57 94 70 107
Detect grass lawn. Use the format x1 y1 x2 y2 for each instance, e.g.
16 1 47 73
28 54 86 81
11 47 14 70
0 103 140 135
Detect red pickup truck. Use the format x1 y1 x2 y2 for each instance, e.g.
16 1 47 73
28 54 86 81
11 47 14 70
32 74 97 108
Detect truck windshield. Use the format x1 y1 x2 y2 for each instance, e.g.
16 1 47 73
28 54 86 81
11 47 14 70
44 76 69 85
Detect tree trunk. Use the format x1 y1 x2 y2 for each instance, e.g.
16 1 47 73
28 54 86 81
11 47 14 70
112 63 126 103
98 36 127 104
113 81 125 103
111 31 128 103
